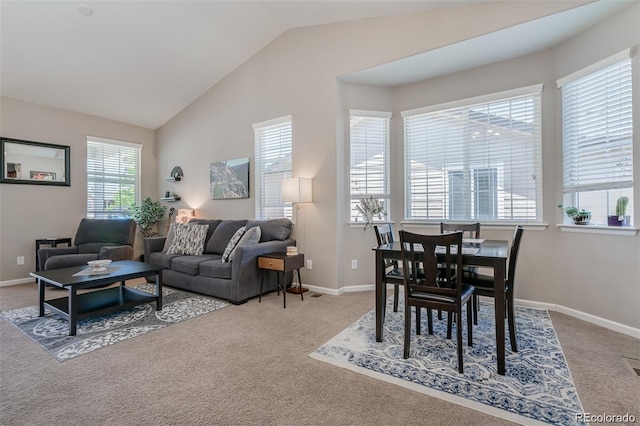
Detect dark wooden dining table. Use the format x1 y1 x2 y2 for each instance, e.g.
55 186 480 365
373 239 510 375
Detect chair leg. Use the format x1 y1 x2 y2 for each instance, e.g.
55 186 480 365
507 293 518 352
466 300 473 347
456 306 464 374
427 308 433 335
393 284 400 313
473 295 479 325
446 312 453 339
416 306 421 335
404 304 411 359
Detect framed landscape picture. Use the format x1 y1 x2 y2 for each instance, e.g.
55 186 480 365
210 157 249 200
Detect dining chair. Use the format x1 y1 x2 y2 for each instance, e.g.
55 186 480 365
374 224 403 312
464 226 523 352
399 230 474 373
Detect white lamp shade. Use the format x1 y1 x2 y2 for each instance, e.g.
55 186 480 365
282 177 312 203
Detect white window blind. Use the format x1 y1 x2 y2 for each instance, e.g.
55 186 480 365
349 110 391 222
560 58 633 193
87 137 141 219
403 86 542 222
253 116 292 220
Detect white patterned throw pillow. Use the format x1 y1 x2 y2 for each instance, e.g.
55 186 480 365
221 226 246 262
166 223 209 255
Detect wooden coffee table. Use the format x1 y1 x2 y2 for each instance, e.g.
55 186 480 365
30 260 163 336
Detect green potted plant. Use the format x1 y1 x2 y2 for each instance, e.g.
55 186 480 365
558 204 591 225
130 197 167 238
608 196 630 226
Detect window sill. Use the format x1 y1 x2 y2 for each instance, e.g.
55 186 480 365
399 221 548 231
348 221 391 229
557 224 638 236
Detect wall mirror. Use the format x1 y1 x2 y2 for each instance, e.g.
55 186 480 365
1 138 70 186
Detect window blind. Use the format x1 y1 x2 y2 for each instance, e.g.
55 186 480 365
349 110 391 222
253 116 292 220
403 87 542 222
87 138 141 219
560 58 633 193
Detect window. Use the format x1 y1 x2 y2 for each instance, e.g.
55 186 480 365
558 50 633 225
253 116 292 220
87 137 141 219
349 110 391 222
402 85 542 222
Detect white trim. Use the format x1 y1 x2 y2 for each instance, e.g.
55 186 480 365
556 48 631 88
401 83 543 117
252 115 292 130
0 277 35 287
557 224 638 236
349 109 392 119
86 135 143 150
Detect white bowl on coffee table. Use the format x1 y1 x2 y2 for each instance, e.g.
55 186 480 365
87 259 112 271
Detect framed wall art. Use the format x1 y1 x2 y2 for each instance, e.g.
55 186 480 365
210 157 249 200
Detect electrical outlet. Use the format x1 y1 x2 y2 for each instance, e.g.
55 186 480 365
351 259 358 270
306 259 312 270
17 256 25 265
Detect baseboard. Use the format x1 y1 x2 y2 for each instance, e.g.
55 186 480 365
0 277 35 288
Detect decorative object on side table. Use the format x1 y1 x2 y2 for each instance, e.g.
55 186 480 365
558 204 591 225
356 196 386 230
608 196 630 226
130 197 167 238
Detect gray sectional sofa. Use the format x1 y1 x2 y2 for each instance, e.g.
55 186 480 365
143 218 294 304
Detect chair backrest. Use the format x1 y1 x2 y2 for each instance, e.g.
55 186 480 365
508 226 524 287
399 230 463 298
374 224 394 246
440 222 481 239
74 218 137 251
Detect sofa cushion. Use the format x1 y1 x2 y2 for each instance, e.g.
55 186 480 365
206 220 248 254
171 254 220 276
221 226 246 262
199 259 233 280
166 223 209 255
227 226 261 262
190 219 222 249
246 218 292 242
149 251 182 269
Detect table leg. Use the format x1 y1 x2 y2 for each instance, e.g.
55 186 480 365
494 259 506 375
38 279 45 317
156 270 163 311
375 249 386 342
281 271 286 309
296 269 304 301
69 287 77 336
259 270 265 303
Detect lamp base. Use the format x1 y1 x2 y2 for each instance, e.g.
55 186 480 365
286 286 309 294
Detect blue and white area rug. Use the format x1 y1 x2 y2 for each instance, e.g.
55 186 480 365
1 284 229 362
310 298 585 425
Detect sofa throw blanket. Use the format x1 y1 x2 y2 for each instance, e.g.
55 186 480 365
166 223 209 255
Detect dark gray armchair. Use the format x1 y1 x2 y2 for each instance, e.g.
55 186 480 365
38 218 137 271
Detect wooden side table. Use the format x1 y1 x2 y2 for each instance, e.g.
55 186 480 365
35 237 72 271
258 252 304 308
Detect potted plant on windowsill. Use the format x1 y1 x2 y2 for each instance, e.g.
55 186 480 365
558 204 591 225
356 196 386 230
608 196 630 226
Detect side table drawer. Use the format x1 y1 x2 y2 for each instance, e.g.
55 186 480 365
258 257 284 271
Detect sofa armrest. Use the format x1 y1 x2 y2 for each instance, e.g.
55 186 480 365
100 245 133 261
144 237 166 262
38 246 79 271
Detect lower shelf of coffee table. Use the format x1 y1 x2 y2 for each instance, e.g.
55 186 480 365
44 286 158 321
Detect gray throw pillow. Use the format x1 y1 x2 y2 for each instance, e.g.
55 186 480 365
246 218 292 242
166 223 209 255
206 220 248 254
226 226 261 262
221 226 246 262
162 223 176 252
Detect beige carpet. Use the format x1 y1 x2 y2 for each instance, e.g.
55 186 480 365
1 280 639 426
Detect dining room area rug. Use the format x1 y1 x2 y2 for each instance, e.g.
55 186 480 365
310 297 586 426
0 284 230 361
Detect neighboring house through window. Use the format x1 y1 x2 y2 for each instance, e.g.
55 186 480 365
558 49 633 225
349 110 391 223
87 137 141 219
402 85 543 223
253 116 292 220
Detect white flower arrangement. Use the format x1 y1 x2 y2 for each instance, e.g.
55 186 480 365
356 196 386 229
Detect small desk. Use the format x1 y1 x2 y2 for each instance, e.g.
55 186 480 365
35 237 72 271
374 240 509 375
258 252 304 308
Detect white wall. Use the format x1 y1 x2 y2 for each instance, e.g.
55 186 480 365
0 97 157 282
